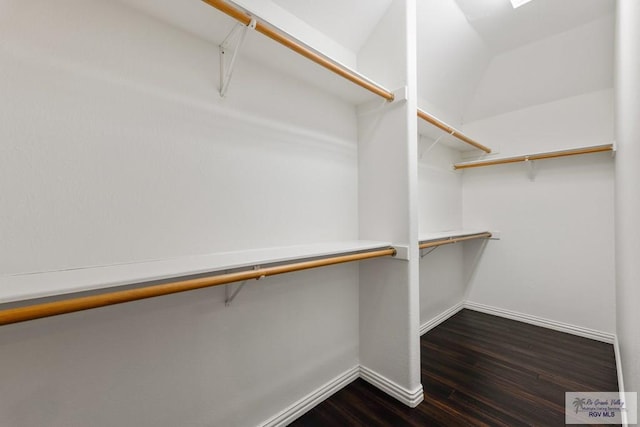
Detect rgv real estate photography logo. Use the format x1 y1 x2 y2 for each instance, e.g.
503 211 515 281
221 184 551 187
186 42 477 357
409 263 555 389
566 392 637 424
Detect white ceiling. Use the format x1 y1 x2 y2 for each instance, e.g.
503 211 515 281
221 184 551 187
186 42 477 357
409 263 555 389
453 0 615 53
270 0 392 53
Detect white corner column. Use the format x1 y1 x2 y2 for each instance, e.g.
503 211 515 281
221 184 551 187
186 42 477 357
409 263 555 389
356 0 422 407
615 0 640 395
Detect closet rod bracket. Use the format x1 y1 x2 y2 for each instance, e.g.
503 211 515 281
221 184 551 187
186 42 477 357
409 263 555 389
219 18 257 98
225 265 261 306
391 245 410 260
420 245 440 258
419 132 448 159
524 157 537 181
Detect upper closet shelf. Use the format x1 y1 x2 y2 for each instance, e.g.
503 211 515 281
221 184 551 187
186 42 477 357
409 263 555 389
417 109 492 153
454 143 614 170
202 0 394 102
0 241 392 305
419 230 493 250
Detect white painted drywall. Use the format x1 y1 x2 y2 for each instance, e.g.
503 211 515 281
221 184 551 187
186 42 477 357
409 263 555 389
0 0 359 275
461 90 615 157
414 0 616 348
615 0 640 395
418 142 463 234
419 242 466 326
417 142 468 325
112 0 376 105
119 0 357 69
416 0 491 126
462 91 616 335
357 0 422 404
0 0 363 425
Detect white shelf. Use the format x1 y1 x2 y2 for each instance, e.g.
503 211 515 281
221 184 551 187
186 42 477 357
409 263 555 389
419 229 492 244
0 240 391 304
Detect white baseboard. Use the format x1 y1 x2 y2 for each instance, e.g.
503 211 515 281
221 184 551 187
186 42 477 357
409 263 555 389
420 302 464 336
260 364 424 426
359 365 424 408
260 366 360 427
262 303 620 426
464 301 616 344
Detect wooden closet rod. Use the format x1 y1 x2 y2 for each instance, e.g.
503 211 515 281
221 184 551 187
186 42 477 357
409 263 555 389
419 232 492 250
454 144 614 170
202 0 395 101
417 109 491 153
0 247 396 326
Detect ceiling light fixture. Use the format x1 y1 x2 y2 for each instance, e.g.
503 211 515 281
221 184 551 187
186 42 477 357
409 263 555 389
510 0 533 8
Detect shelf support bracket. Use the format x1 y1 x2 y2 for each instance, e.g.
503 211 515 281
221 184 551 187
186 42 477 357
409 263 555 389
219 18 257 98
225 265 262 306
419 130 452 160
420 245 440 258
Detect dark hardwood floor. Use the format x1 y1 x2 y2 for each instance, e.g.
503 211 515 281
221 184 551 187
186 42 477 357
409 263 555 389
291 309 619 426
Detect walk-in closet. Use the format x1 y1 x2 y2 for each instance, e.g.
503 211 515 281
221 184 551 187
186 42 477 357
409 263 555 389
1 0 638 425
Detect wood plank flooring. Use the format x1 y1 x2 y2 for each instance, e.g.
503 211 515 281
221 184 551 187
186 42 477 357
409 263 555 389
291 309 619 426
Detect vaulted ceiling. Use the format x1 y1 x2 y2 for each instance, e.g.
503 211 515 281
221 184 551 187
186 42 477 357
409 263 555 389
454 0 614 54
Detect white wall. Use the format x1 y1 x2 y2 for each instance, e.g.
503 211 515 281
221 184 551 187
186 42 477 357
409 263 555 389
416 0 491 126
615 0 640 395
357 0 422 405
455 8 616 337
414 0 616 341
417 142 467 325
0 0 358 274
462 91 616 335
462 90 614 157
418 142 463 234
414 0 492 328
419 242 466 325
0 0 362 425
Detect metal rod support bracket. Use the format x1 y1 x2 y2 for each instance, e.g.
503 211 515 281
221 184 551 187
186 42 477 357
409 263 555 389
420 246 440 258
219 18 256 98
225 265 260 306
526 157 537 181
420 132 447 159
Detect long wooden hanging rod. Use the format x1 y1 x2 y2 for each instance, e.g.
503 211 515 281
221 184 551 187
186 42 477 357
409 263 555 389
419 232 492 250
202 0 394 101
453 144 614 170
417 109 491 153
0 247 396 326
